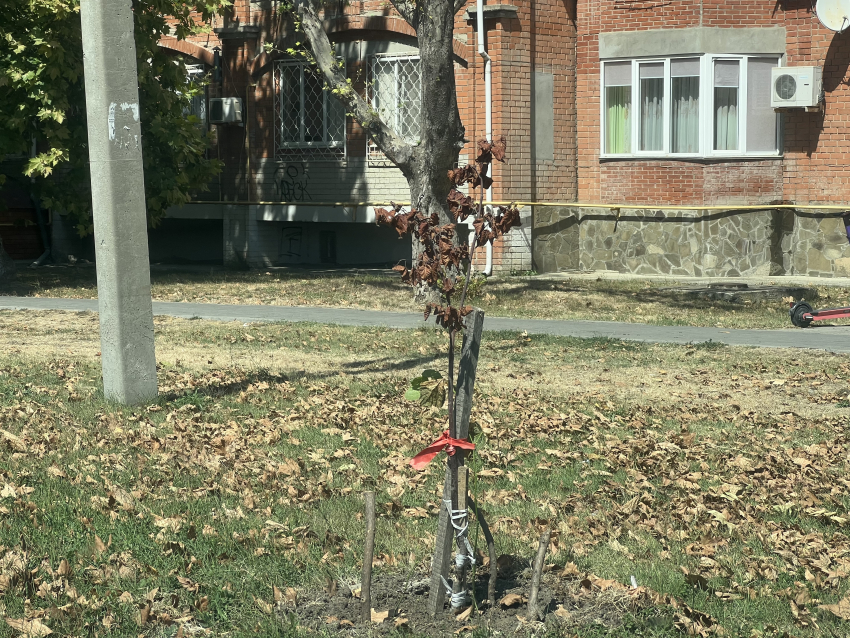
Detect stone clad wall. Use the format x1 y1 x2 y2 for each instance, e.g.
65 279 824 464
533 208 850 278
787 215 850 277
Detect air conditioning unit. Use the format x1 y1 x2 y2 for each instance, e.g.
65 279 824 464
771 66 822 109
209 97 243 124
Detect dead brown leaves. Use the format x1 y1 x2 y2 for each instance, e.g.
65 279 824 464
377 136 518 333
5 618 52 637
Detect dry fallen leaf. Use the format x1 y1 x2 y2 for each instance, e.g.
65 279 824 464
498 593 526 607
454 625 476 635
393 616 409 629
5 618 52 637
0 429 27 452
818 595 850 620
456 605 473 621
254 596 273 615
139 603 152 626
371 608 389 623
56 559 70 577
93 535 107 556
554 605 571 619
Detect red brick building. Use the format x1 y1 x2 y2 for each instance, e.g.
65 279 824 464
29 1 850 276
530 0 850 276
152 0 579 271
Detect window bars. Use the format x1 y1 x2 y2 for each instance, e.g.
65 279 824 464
184 63 207 127
275 60 346 161
369 54 422 165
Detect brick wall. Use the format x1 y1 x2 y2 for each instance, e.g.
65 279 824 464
578 0 850 207
599 160 783 205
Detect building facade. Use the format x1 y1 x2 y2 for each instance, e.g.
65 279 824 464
152 0 578 271
534 0 850 277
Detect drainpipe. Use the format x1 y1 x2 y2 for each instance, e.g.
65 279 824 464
476 0 494 275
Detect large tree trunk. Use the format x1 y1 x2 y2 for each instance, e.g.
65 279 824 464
295 0 466 297
0 236 15 282
400 0 466 222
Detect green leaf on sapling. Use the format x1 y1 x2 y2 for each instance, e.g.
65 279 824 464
411 369 442 390
418 379 447 408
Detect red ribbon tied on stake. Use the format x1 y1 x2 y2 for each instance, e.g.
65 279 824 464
410 430 475 470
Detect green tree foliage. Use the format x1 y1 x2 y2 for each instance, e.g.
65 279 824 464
0 0 229 236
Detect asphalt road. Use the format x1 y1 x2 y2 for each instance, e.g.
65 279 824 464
1 296 849 352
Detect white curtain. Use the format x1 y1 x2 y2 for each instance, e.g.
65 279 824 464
639 63 664 151
714 60 739 151
672 77 699 153
671 59 700 153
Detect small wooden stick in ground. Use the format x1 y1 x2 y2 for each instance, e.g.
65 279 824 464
361 491 376 623
467 496 497 606
527 529 550 621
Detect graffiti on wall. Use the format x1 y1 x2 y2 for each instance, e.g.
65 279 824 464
275 163 312 202
278 227 303 263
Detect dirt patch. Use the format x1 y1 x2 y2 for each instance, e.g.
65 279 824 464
281 564 662 637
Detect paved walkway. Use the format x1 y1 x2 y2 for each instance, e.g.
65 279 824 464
1 296 850 353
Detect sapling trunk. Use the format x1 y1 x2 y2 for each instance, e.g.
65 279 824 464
451 467 469 608
468 496 497 606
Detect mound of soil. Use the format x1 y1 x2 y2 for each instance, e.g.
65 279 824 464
278 560 662 637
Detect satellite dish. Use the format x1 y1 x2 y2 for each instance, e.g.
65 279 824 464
817 0 850 32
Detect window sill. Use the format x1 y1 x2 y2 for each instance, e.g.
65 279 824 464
599 154 782 162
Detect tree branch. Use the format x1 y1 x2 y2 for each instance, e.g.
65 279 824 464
388 0 418 28
294 0 414 168
453 0 468 15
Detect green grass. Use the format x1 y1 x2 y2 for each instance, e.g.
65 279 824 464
1 312 849 636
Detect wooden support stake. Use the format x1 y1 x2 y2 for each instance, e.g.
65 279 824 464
427 308 485 617
454 308 485 435
468 496 497 605
426 466 455 616
361 491 376 623
527 529 550 621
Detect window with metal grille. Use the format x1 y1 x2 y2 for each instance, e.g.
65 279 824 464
275 60 346 161
184 63 207 127
369 54 422 165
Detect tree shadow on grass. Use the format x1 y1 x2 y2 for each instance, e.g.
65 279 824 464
162 353 445 402
488 278 820 314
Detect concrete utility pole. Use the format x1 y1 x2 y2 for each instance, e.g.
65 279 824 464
80 0 158 404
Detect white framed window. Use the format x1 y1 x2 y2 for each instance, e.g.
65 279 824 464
275 60 346 160
369 54 422 164
600 54 781 159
